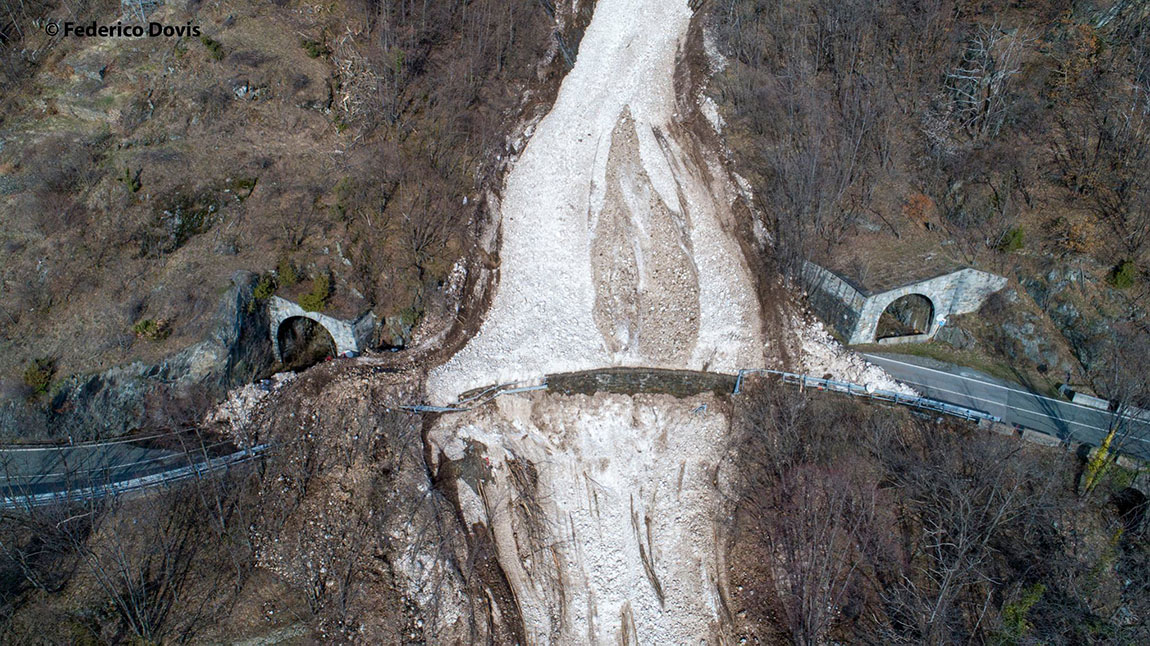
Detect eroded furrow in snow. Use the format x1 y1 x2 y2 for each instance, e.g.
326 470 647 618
429 392 730 644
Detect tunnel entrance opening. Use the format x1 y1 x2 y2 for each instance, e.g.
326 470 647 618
1112 487 1147 533
277 316 337 371
876 294 935 341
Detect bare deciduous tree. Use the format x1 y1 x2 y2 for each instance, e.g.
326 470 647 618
1051 25 1150 257
761 464 875 645
730 386 881 644
946 24 1029 141
1080 324 1150 495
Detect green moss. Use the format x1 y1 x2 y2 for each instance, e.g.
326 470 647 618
299 274 332 312
998 226 1024 252
200 36 225 61
995 583 1044 645
22 358 56 397
1104 463 1139 490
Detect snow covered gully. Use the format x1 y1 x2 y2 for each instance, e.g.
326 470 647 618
426 0 762 404
423 0 900 642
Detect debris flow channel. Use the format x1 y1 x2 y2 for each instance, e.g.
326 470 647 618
423 0 903 642
426 0 763 404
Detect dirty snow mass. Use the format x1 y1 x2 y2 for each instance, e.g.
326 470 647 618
420 0 907 643
426 0 767 403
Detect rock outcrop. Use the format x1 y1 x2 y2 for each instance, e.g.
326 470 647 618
0 272 274 441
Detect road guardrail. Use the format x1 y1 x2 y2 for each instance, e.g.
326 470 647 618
1 444 270 510
405 367 1002 425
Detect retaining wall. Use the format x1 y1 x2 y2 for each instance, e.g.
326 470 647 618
803 262 1007 345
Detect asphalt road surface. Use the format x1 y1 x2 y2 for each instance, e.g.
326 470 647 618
0 435 215 502
865 353 1150 461
5 354 1146 503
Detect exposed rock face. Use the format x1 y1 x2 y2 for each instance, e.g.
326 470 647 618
1020 270 1120 373
0 272 274 441
936 325 976 350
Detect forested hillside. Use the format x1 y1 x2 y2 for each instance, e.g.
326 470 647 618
1 2 1147 644
0 0 584 438
709 0 1150 398
727 381 1147 644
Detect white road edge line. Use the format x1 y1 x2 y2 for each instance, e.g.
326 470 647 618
865 354 1148 422
893 376 1150 445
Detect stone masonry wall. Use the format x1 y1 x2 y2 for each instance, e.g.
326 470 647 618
805 264 1007 346
848 268 1007 344
268 296 375 360
803 261 868 340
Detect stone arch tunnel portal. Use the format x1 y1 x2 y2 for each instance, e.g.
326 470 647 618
876 293 935 341
276 316 338 370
